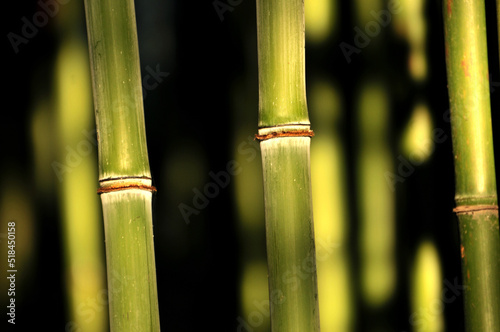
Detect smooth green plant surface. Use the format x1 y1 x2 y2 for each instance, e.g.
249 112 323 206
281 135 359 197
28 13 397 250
84 0 160 330
256 0 309 127
85 0 150 180
443 0 500 331
100 189 159 331
260 133 319 331
256 0 320 330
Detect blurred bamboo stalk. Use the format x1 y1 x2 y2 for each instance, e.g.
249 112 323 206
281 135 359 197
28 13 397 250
83 0 160 330
393 0 428 82
52 2 107 330
410 240 444 332
305 1 351 330
351 1 400 330
395 1 446 330
443 0 500 331
256 0 320 330
305 0 338 44
231 85 269 331
54 37 107 332
309 80 354 332
356 80 396 312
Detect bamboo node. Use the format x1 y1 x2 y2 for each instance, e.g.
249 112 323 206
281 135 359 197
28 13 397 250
453 204 498 214
255 129 315 141
97 177 157 195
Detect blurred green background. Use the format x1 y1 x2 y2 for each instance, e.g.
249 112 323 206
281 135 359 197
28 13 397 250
3 0 500 331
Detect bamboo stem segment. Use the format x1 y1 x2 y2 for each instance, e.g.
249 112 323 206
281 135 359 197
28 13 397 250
256 0 309 127
259 132 320 332
256 0 320 330
84 0 151 181
443 0 500 331
83 0 161 330
100 189 160 331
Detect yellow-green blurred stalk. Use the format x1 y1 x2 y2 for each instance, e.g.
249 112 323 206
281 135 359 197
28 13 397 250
399 103 445 332
232 82 270 331
305 0 338 44
54 37 107 332
310 80 353 332
53 3 107 331
399 103 434 164
410 240 444 332
305 2 351 330
392 0 427 81
352 2 398 327
356 80 396 309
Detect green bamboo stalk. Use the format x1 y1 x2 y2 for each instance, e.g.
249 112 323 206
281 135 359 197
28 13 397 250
257 0 309 128
83 0 160 331
256 0 320 330
443 1 500 331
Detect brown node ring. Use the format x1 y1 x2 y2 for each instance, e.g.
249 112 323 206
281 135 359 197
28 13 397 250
97 181 157 195
453 204 498 214
254 129 315 141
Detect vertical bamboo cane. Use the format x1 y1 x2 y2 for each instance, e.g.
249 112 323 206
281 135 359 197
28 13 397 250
83 0 160 330
256 0 320 330
443 1 500 331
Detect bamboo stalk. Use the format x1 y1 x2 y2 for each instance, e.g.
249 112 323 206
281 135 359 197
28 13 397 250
443 1 500 331
256 0 320 330
83 0 160 331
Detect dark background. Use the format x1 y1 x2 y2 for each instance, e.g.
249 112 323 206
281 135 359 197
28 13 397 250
3 0 500 331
